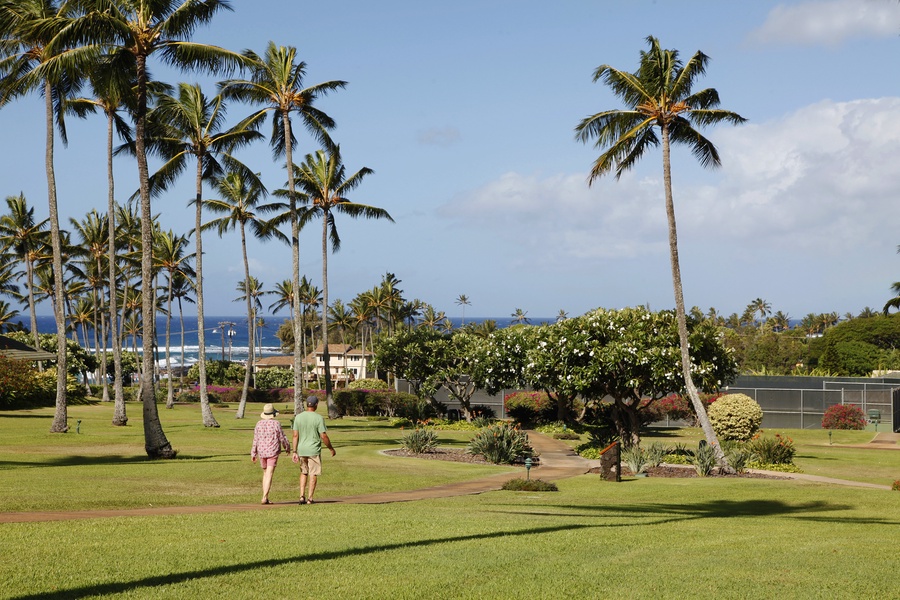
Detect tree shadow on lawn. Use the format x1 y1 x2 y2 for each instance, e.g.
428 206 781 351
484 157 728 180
492 497 900 527
9 523 604 600
0 454 242 469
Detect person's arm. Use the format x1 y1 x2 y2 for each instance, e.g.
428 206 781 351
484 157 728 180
321 432 336 456
278 425 290 453
250 426 258 462
291 430 300 463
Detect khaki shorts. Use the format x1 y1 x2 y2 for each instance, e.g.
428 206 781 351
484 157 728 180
298 455 322 476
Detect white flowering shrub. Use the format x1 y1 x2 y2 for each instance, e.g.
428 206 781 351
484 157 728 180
707 393 763 441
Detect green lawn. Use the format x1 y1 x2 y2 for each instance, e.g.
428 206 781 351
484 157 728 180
1 404 899 599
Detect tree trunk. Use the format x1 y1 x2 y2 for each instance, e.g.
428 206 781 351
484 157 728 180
281 113 305 415
136 55 175 458
165 275 175 409
661 124 729 469
322 213 336 418
194 158 218 427
108 111 127 425
236 223 252 419
45 80 67 433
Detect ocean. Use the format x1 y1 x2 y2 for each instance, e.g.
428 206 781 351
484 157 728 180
31 314 546 366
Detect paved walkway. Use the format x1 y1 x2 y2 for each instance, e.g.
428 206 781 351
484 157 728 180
1 432 894 523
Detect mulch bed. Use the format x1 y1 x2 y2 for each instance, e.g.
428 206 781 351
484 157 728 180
383 448 536 466
589 465 788 479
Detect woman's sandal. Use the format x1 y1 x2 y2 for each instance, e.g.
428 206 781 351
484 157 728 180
261 499 272 505
305 498 314 505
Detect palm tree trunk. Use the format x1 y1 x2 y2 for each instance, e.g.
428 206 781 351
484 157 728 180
165 275 175 409
236 222 252 419
108 112 127 426
661 124 729 469
321 214 335 418
136 55 175 458
25 258 42 372
194 157 218 428
284 112 304 415
45 80 68 434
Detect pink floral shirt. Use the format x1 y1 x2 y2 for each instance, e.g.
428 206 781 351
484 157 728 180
251 419 290 459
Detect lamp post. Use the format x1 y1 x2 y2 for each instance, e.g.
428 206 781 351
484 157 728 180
525 457 533 480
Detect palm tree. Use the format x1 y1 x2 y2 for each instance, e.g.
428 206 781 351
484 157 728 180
147 83 261 428
556 309 568 322
169 270 194 391
0 299 20 332
0 0 80 433
575 36 746 468
770 310 791 333
418 304 446 330
455 294 471 326
220 41 346 408
205 170 278 418
0 193 49 353
747 298 771 325
296 275 322 366
52 0 244 455
511 308 530 325
289 148 393 417
268 278 295 315
152 228 194 409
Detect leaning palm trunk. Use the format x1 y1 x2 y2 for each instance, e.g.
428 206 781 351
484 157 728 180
165 276 175 409
136 54 175 458
194 159 218 428
661 125 729 469
45 80 67 433
235 223 254 419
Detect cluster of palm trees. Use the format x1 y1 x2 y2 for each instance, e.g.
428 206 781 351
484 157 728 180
689 298 873 337
0 1 391 455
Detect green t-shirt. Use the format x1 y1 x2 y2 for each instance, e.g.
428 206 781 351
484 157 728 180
292 410 327 457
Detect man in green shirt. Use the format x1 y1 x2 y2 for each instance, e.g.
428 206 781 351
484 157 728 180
291 395 335 504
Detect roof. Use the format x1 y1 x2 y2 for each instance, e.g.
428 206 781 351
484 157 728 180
0 335 57 361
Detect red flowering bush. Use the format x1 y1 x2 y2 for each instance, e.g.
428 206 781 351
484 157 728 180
504 391 556 425
821 404 866 430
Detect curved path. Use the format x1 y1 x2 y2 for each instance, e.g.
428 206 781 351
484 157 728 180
2 432 893 523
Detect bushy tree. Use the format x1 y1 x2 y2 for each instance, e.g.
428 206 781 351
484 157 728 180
707 393 763 441
821 404 866 430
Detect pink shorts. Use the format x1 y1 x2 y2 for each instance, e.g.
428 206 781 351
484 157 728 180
259 455 279 469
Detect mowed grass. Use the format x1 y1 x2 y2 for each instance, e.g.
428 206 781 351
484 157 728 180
2 404 900 599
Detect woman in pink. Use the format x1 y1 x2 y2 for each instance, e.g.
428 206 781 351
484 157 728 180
251 403 291 504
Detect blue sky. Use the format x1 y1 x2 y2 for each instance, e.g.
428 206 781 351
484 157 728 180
2 0 900 322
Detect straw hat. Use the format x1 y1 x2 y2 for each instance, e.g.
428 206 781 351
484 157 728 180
260 403 279 419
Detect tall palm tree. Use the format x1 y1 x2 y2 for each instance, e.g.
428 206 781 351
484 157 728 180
747 298 771 325
152 228 194 409
0 0 81 433
147 83 261 428
205 170 278 418
575 36 746 467
511 308 530 325
220 41 346 408
169 270 194 391
455 294 471 326
0 193 49 353
418 304 446 330
52 0 243 456
296 275 322 368
291 148 393 417
268 278 295 315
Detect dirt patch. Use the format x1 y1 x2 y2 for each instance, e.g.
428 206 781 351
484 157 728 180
383 448 537 466
587 464 788 479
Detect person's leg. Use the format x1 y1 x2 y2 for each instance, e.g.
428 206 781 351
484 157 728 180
307 474 317 502
261 462 276 503
299 471 308 503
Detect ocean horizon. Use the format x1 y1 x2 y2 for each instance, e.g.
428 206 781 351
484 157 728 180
28 313 553 366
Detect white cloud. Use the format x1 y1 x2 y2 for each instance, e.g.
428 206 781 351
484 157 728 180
749 0 900 45
439 97 900 273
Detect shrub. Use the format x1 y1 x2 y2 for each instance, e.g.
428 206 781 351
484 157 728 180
575 426 618 458
401 427 438 453
821 404 866 430
390 417 413 428
724 445 751 474
501 478 558 491
254 368 294 390
645 442 667 468
186 360 244 385
553 432 581 440
707 393 763 442
470 405 496 420
692 442 717 477
0 356 44 408
747 433 796 465
504 391 556 426
892 480 900 492
467 422 532 464
348 378 391 390
622 445 648 474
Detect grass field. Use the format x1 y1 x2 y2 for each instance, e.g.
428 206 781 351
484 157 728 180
1 403 899 599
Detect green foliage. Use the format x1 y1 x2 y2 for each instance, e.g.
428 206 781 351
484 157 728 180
254 367 294 389
553 432 581 440
401 427 438 454
501 478 558 491
747 433 796 465
0 356 45 408
504 391 556 426
331 389 436 419
390 417 412 428
466 422 532 464
645 442 667 467
3 331 98 376
622 445 648 474
821 404 867 430
691 443 717 477
348 378 391 390
187 360 245 385
707 393 763 441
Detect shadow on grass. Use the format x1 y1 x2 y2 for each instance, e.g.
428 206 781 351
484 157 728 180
0 454 242 469
10 523 599 600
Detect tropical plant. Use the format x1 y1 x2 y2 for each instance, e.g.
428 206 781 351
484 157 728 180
285 147 393 418
691 442 717 476
622 445 648 475
466 422 532 464
574 36 746 467
220 41 346 410
747 433 796 465
401 427 437 454
821 403 866 430
455 294 471 326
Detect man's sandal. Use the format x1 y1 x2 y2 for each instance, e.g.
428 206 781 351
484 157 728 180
299 496 306 505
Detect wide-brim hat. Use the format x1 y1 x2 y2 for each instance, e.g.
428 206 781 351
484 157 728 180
261 403 278 419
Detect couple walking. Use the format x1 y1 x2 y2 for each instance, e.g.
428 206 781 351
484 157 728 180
250 396 336 505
